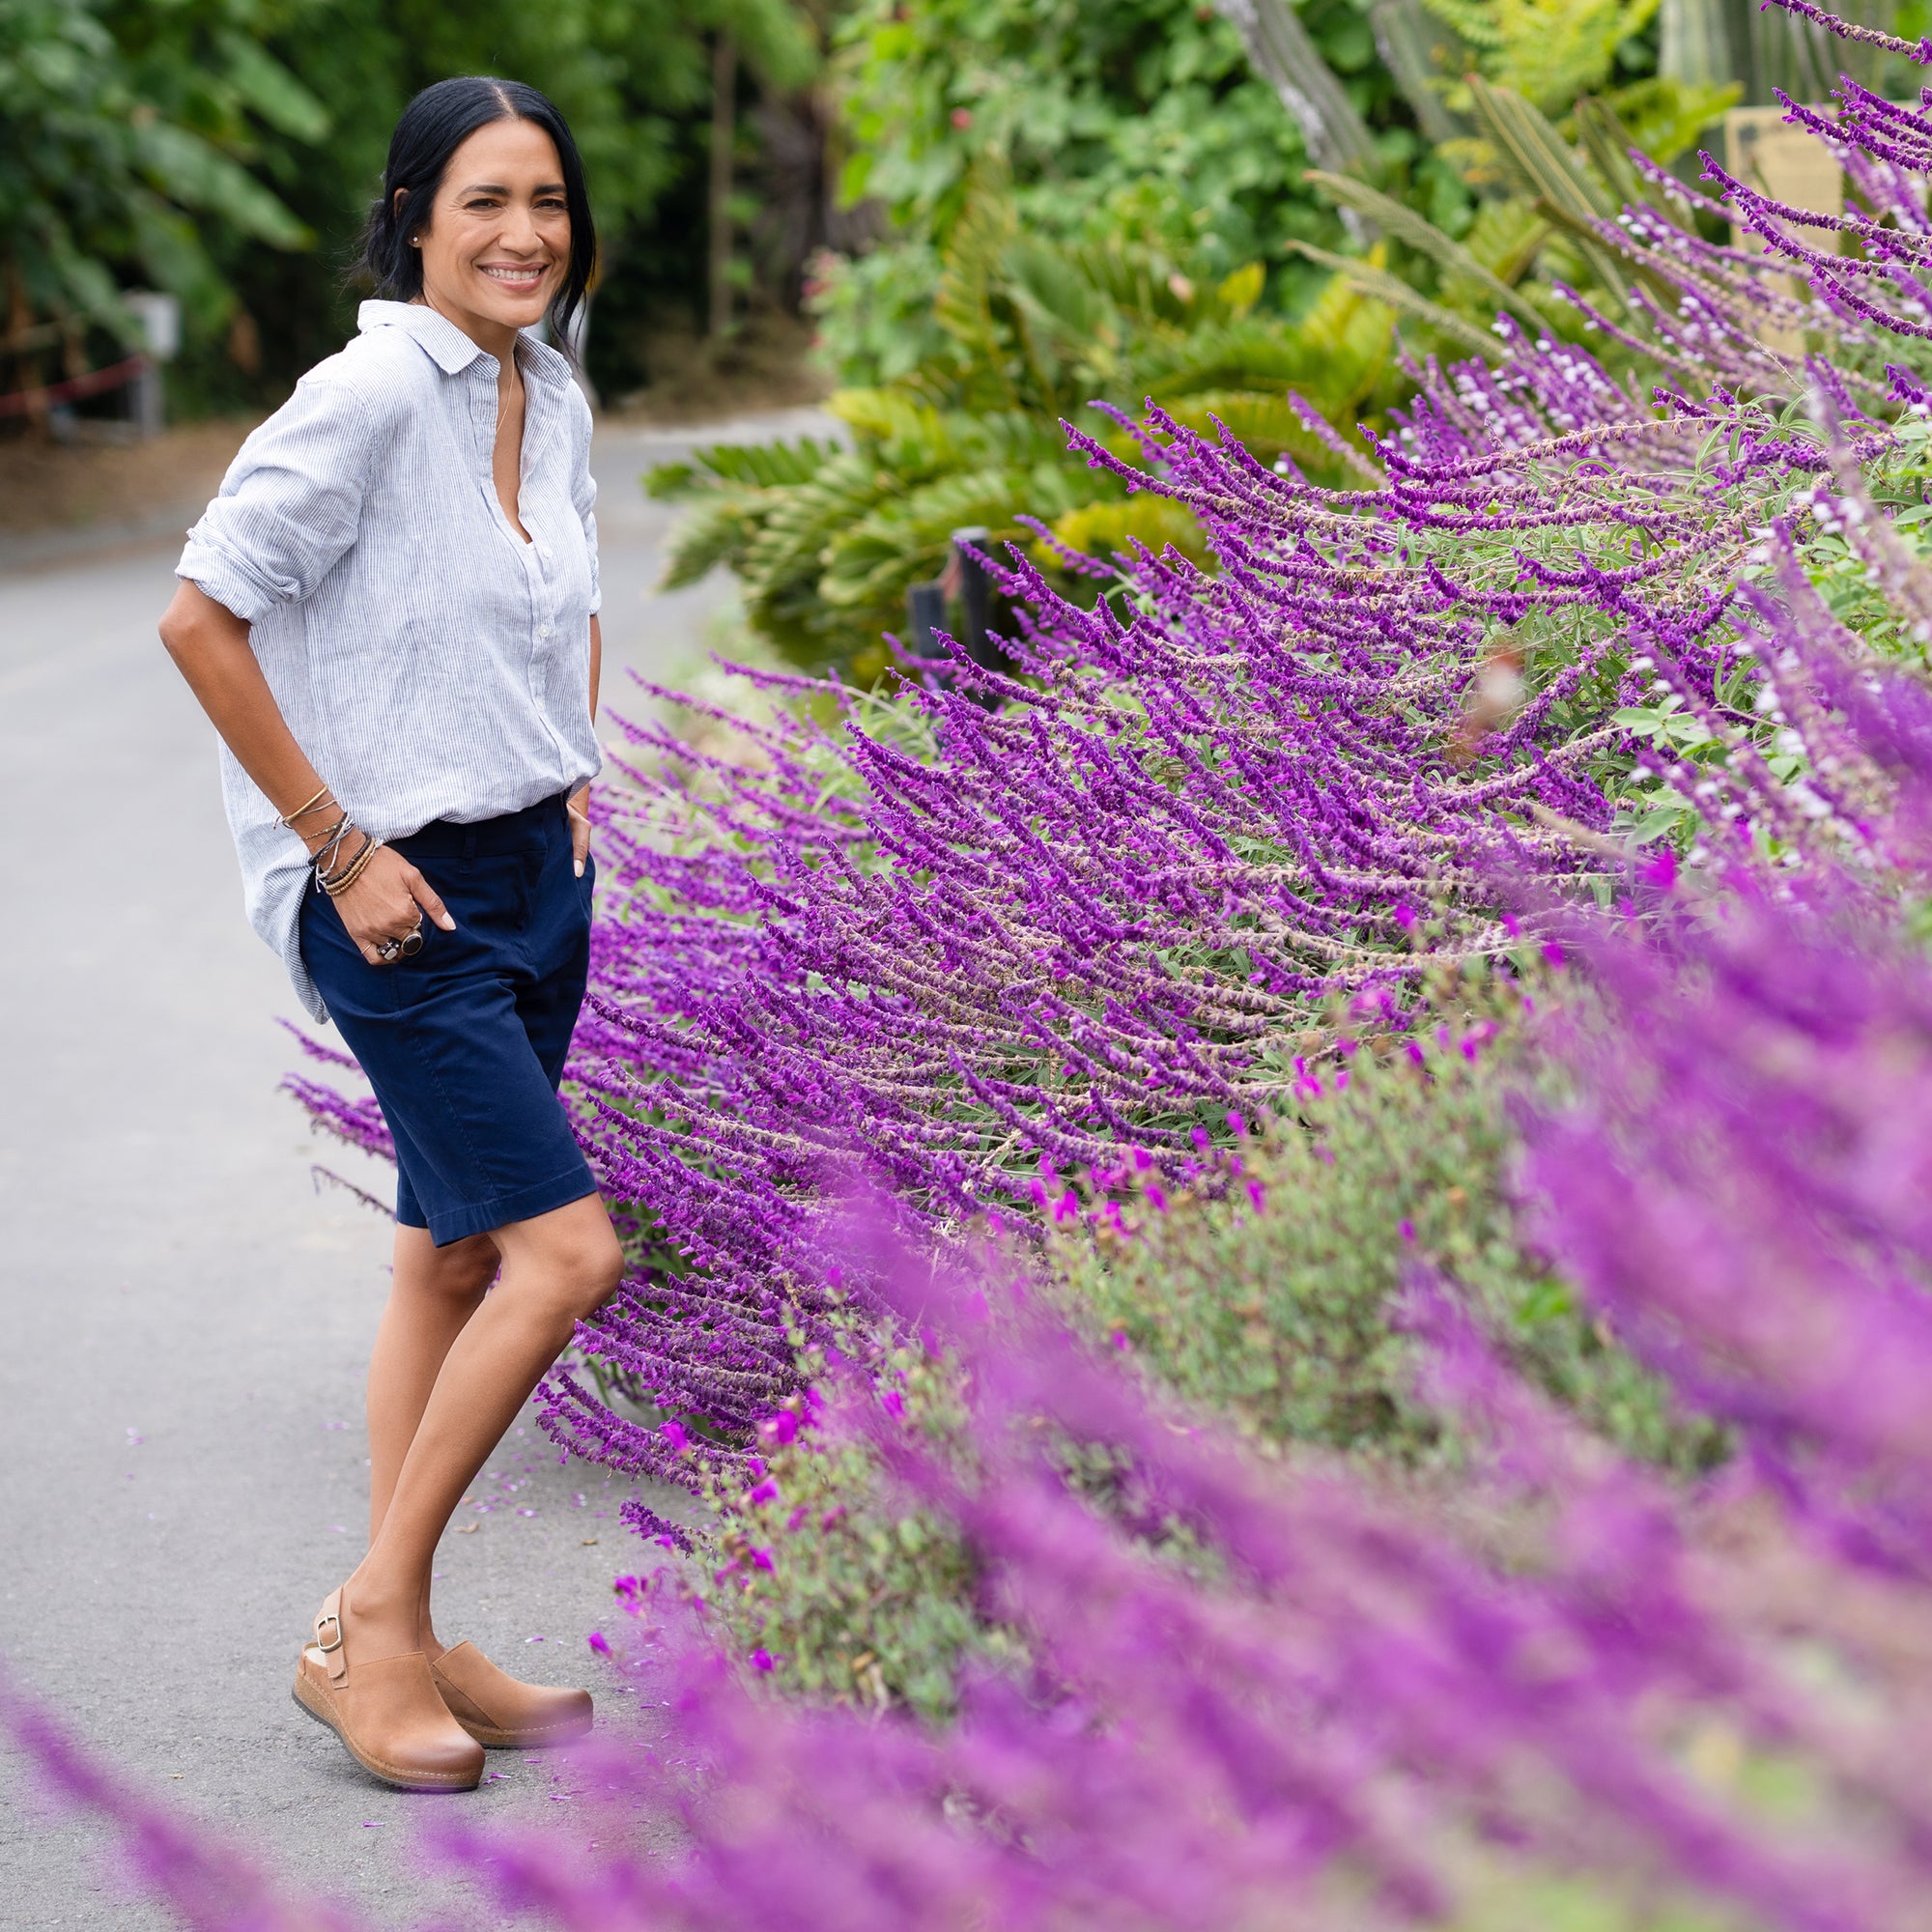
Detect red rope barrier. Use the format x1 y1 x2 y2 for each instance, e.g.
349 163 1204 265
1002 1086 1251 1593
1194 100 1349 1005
0 355 151 420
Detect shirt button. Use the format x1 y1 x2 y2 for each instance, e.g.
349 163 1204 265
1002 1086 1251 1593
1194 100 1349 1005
539 623 552 639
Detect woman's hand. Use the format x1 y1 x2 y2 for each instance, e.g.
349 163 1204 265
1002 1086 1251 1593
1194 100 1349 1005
332 844 457 965
567 785 590 877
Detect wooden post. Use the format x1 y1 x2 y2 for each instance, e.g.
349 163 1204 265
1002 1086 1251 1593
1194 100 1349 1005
905 581 946 660
709 31 737 339
950 527 995 671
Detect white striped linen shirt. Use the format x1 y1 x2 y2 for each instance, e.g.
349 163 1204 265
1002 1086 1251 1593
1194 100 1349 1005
177 299 602 1022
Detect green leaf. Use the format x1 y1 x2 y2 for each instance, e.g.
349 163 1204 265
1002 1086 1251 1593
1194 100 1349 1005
1631 802 1692 838
1515 1278 1576 1324
696 440 841 489
1304 170 1548 331
1466 76 1627 303
215 33 330 144
1288 243 1511 360
131 122 311 250
658 490 769 589
646 462 700 499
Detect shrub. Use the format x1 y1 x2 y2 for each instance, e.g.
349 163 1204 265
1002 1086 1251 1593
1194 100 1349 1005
283 0 1932 1575
687 1335 1013 1723
649 189 1397 678
1044 982 1714 1471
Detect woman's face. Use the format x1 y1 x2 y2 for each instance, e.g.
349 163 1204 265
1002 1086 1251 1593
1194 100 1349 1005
409 117 569 342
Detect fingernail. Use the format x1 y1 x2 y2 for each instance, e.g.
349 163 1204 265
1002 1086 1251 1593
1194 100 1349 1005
574 862 584 877
440 914 456 929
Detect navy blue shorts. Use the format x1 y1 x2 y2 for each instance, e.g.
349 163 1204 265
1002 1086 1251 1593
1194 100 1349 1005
298 794 599 1246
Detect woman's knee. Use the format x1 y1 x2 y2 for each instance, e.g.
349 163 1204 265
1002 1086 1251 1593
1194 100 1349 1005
557 1223 625 1320
497 1204 624 1323
396 1229 499 1305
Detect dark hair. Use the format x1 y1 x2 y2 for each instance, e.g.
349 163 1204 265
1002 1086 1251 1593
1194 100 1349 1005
355 77 596 349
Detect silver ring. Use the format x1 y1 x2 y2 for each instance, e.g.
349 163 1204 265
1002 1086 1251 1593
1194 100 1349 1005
398 926 424 959
376 936 402 964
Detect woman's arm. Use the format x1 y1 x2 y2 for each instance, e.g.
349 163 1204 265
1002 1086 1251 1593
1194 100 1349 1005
158 580 455 960
566 612 601 877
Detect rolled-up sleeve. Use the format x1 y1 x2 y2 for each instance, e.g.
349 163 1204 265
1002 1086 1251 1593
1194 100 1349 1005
177 375 376 622
570 390 601 616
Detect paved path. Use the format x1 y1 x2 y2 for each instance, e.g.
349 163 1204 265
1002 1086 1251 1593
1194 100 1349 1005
0 411 833 1927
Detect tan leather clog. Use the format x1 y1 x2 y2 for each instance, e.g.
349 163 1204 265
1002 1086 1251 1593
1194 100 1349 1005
431 1639 593 1748
291 1589 484 1792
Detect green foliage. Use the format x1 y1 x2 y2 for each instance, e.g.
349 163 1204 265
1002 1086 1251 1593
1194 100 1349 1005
1304 73 1740 367
667 0 1743 676
654 178 1397 677
695 1338 1016 1723
1424 0 1661 112
825 0 1390 323
0 0 322 343
816 2 1327 381
1045 991 1717 1473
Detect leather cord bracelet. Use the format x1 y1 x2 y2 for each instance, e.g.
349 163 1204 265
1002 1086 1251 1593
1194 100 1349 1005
320 832 383 897
308 812 353 866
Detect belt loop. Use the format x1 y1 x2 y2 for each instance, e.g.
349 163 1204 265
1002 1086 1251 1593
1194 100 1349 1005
462 827 478 864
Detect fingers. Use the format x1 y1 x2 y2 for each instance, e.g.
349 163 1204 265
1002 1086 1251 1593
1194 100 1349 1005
404 863 457 932
567 797 590 878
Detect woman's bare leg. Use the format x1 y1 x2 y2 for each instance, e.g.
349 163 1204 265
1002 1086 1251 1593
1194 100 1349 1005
366 1227 500 1652
342 1194 623 1661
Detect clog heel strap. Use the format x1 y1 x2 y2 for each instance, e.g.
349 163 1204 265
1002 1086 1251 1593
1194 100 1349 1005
290 1587 483 1793
313 1587 349 1689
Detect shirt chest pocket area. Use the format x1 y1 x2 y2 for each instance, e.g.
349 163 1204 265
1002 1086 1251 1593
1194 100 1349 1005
319 525 528 686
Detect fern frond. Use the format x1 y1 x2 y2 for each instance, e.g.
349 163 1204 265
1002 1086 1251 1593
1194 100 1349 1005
823 467 1040 610
658 489 770 590
933 180 1021 411
689 439 842 490
739 451 892 602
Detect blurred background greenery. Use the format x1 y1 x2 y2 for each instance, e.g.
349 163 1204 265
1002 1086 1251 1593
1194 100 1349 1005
3 0 1921 666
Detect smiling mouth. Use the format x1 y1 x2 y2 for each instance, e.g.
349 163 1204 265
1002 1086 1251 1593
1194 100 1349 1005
480 264 546 288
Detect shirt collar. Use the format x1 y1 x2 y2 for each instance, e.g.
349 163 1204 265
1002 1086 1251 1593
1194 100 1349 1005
357 299 574 393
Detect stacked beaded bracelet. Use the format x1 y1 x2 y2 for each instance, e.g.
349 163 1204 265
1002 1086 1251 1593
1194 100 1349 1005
308 811 354 874
318 830 383 898
302 808 381 897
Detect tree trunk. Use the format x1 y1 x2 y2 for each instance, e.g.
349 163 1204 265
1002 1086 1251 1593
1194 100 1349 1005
708 31 737 338
1368 0 1466 143
1214 0 1376 174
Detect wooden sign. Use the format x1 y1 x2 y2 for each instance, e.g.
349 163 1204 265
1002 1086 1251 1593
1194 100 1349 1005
1723 103 1842 352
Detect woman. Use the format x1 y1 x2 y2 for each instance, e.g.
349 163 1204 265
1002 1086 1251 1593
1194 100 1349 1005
158 78 623 1793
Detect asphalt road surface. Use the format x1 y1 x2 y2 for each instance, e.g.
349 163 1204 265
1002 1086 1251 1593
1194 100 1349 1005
0 411 832 1927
